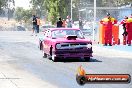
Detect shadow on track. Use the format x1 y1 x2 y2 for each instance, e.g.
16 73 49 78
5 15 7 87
52 58 102 63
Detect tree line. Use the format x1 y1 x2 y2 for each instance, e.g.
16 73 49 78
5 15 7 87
7 0 131 25
30 0 131 24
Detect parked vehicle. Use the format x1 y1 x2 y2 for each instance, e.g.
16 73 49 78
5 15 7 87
40 24 55 32
17 26 25 31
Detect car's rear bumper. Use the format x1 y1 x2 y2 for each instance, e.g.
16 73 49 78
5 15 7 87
54 48 93 58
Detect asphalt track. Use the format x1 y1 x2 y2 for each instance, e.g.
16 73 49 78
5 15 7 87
0 31 131 88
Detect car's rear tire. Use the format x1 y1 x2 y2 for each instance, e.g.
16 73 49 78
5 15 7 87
43 53 47 58
40 41 43 50
42 50 47 58
84 57 90 61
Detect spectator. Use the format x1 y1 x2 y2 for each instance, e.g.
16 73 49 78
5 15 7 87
36 17 41 33
126 16 132 46
79 19 83 29
62 19 66 28
57 18 63 28
31 15 37 36
66 16 72 28
120 16 128 45
100 13 117 46
120 16 128 36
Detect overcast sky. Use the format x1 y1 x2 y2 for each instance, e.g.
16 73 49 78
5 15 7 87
15 0 31 9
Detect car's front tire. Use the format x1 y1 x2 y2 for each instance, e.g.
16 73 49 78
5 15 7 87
51 55 57 62
40 41 43 50
43 53 47 58
50 46 57 62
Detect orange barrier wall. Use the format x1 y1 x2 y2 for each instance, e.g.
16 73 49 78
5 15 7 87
99 23 105 44
112 25 119 45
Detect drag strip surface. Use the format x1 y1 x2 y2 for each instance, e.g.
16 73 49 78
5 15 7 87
0 31 131 88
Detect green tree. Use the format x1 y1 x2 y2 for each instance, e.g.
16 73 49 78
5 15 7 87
14 7 24 21
22 10 32 23
15 7 32 23
44 0 71 24
0 0 15 19
30 0 132 24
0 0 7 9
30 0 46 17
30 0 71 24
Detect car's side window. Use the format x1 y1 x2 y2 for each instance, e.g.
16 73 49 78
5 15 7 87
44 30 48 38
45 29 51 38
48 30 51 37
43 30 46 37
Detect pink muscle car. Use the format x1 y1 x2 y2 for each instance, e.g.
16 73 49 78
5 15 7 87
39 28 93 62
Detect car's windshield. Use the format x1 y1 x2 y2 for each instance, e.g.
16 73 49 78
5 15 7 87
52 29 84 38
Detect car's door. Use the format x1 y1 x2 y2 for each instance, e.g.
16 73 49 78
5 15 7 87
43 29 52 54
43 30 48 53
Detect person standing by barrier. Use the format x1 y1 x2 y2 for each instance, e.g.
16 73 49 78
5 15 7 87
79 19 83 30
126 17 132 46
66 15 72 28
31 15 37 36
36 17 41 33
100 13 117 46
120 16 128 45
62 19 66 28
67 20 72 28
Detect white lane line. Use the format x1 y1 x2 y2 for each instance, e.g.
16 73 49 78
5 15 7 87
1 72 20 88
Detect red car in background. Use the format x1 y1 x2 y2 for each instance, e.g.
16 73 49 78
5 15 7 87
39 28 93 62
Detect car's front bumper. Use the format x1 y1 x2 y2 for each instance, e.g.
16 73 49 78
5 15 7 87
54 48 93 58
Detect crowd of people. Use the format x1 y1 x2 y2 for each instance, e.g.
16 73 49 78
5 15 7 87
31 13 132 46
100 13 132 46
31 15 40 36
56 15 72 28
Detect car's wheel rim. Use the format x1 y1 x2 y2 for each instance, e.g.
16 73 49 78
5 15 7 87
52 55 55 61
52 55 56 61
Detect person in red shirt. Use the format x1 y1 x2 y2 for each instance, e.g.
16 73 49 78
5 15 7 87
100 13 117 46
126 17 132 46
62 19 66 28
